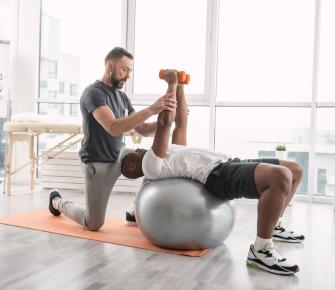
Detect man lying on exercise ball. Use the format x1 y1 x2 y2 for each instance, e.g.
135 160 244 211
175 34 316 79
121 69 304 275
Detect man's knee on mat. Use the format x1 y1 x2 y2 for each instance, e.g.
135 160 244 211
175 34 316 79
85 218 105 231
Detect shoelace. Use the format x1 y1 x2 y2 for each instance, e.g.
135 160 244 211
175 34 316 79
276 226 295 235
262 243 286 262
275 225 286 232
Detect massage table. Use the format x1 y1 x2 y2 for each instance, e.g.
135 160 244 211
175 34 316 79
3 120 143 196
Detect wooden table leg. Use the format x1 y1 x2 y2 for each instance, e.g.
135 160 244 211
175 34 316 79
29 134 35 191
5 133 13 196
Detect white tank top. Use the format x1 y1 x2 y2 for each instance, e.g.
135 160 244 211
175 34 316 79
142 144 229 184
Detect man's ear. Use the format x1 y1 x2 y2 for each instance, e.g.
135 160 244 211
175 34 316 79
108 60 114 72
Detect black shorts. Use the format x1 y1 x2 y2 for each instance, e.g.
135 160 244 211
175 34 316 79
204 158 280 200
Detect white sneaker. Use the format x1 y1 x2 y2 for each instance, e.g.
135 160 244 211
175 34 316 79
273 225 305 243
247 243 299 275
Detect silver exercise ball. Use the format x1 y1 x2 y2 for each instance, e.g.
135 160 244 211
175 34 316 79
135 178 235 250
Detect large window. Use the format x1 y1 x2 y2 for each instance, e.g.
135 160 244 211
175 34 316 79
0 0 14 40
313 0 335 197
318 0 335 102
217 0 315 102
38 0 123 154
37 102 80 152
36 0 335 201
215 107 310 194
39 0 123 110
124 106 210 149
0 0 14 178
213 0 335 199
315 108 335 196
133 0 207 97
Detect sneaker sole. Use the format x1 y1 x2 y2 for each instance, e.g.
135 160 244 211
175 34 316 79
273 236 304 243
246 259 297 276
49 191 62 216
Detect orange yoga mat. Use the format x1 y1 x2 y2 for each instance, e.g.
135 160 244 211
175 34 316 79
0 209 208 257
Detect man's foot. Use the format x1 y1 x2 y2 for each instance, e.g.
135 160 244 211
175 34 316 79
247 243 299 275
126 211 137 226
273 225 305 243
49 190 62 216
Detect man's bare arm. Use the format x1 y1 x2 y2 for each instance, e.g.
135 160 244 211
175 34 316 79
134 120 157 137
151 71 178 157
92 93 175 136
172 84 188 145
151 111 174 157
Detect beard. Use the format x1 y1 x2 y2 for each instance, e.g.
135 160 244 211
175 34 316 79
110 73 126 89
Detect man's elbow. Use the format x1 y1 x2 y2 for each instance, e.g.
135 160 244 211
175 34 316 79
133 125 144 136
158 119 173 128
158 114 174 127
109 129 121 137
108 124 122 136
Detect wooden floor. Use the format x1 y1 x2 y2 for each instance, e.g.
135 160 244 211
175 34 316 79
0 185 334 290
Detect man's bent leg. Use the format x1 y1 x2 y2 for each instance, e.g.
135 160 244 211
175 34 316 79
272 160 305 242
247 163 299 275
278 160 303 214
253 164 292 239
245 158 305 242
57 162 121 230
204 160 299 274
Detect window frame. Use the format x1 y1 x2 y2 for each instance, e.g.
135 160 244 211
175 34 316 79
36 0 335 203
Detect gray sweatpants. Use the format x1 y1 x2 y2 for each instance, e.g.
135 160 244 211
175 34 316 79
57 161 121 230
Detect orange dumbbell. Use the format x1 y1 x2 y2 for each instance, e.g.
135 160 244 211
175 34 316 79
159 69 191 85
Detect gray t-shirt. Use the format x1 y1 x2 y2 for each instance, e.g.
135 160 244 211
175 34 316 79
79 80 135 163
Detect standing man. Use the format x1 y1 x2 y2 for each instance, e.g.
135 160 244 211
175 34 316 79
48 47 176 231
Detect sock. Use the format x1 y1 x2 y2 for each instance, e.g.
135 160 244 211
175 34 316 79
276 217 283 227
127 203 136 215
52 197 61 210
254 236 273 251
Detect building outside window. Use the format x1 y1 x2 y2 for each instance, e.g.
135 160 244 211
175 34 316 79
70 83 78 97
47 60 57 78
58 81 64 94
47 90 57 99
69 103 78 117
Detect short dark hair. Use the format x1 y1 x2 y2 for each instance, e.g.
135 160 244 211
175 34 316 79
105 47 133 64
